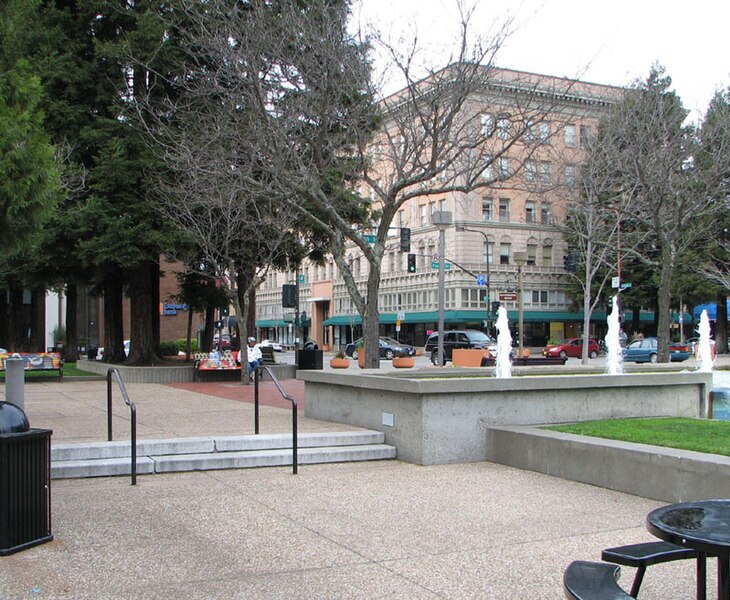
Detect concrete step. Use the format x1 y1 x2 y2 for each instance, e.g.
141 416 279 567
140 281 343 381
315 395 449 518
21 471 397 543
51 431 396 479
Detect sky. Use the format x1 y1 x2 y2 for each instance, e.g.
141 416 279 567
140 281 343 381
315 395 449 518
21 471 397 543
354 0 730 123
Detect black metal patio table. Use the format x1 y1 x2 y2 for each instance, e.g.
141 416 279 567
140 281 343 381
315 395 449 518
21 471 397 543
647 499 730 600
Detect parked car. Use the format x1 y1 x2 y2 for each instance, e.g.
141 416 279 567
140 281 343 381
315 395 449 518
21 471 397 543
345 337 416 360
542 338 601 359
622 337 691 363
424 330 496 365
259 339 283 352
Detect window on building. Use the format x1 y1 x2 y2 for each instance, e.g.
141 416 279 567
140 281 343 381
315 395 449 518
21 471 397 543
481 113 494 136
389 252 395 273
525 201 536 223
532 290 549 304
484 241 494 264
524 119 536 142
499 157 510 178
429 201 436 217
438 199 445 212
525 159 536 183
482 197 493 221
542 245 553 266
565 164 576 188
497 117 510 140
527 244 537 265
564 124 576 147
539 161 552 186
482 157 493 180
398 210 404 228
499 198 510 222
500 243 511 265
539 121 551 143
580 125 591 146
420 204 427 226
541 203 552 225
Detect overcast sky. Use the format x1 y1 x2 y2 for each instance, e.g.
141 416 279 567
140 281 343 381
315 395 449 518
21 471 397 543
354 0 730 122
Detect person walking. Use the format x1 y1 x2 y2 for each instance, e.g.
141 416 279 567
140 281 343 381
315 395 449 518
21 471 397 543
246 337 263 375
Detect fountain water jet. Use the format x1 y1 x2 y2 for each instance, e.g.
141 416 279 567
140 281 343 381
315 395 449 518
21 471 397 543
696 309 714 373
494 306 513 378
605 295 624 375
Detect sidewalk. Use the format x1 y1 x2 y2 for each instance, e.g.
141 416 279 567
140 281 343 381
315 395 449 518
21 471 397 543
0 379 704 599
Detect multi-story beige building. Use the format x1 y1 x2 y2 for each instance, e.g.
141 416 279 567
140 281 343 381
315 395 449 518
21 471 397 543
255 67 622 350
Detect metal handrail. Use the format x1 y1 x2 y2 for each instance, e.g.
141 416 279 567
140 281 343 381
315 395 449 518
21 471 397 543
106 368 138 485
253 366 298 474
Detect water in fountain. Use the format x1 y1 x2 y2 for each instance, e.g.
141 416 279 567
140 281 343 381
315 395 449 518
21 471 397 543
605 295 624 375
494 306 513 378
697 309 714 373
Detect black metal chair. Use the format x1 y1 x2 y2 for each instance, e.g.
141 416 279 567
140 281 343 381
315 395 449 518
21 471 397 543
602 541 699 597
563 561 633 600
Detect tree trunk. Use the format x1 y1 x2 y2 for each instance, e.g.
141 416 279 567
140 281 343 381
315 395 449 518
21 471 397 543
0 287 7 349
8 285 24 352
716 292 728 354
185 305 193 362
30 288 45 352
126 262 160 365
103 273 125 362
203 304 215 352
362 265 382 368
65 284 79 362
656 251 673 362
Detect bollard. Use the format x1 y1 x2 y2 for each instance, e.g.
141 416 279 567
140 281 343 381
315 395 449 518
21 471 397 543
5 357 25 413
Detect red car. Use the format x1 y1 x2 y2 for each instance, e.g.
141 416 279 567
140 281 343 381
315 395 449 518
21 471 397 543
543 338 601 359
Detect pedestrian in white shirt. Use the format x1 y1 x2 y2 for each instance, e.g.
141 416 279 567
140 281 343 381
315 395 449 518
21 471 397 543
246 337 262 375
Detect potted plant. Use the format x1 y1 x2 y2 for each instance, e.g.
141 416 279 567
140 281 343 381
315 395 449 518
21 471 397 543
330 350 350 369
392 350 415 368
356 339 366 368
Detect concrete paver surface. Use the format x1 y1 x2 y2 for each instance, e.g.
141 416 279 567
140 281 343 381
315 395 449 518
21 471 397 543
0 377 712 599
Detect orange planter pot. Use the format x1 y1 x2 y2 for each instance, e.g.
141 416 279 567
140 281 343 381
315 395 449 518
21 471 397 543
358 353 366 368
392 356 415 368
329 358 350 369
452 349 488 367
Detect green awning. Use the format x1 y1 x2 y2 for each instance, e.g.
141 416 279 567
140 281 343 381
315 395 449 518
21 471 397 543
322 309 693 327
255 319 288 328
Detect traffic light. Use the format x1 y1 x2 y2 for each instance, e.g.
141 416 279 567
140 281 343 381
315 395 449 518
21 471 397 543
282 284 297 308
563 251 578 273
407 253 416 273
400 227 411 252
220 306 229 317
491 301 501 317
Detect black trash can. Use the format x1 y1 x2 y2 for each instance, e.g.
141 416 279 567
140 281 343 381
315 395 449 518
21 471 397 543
0 402 53 556
297 349 323 370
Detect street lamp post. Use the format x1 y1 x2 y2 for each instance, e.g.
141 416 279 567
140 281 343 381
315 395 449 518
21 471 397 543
513 251 528 358
432 211 452 366
456 225 491 331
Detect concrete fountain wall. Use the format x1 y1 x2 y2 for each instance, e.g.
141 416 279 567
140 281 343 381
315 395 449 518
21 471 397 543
299 368 712 466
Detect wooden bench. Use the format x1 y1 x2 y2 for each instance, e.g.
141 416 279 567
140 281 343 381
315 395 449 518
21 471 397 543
602 541 700 598
193 352 241 382
0 352 64 381
260 346 277 366
563 561 632 600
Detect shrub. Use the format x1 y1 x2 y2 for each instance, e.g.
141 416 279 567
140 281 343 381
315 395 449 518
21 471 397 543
158 341 180 356
176 338 198 353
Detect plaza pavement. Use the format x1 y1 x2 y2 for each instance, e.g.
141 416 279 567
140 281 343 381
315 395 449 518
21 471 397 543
0 361 725 599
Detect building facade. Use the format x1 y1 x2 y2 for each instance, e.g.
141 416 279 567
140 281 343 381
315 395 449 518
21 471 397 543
255 67 623 350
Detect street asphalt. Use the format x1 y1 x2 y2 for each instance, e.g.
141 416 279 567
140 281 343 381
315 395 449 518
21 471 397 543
1 356 727 598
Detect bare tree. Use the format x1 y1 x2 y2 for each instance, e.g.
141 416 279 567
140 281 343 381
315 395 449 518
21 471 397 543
133 0 596 367
580 66 718 361
562 132 640 363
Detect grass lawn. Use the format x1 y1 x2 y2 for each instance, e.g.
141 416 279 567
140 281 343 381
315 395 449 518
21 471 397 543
545 418 730 457
0 362 99 380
